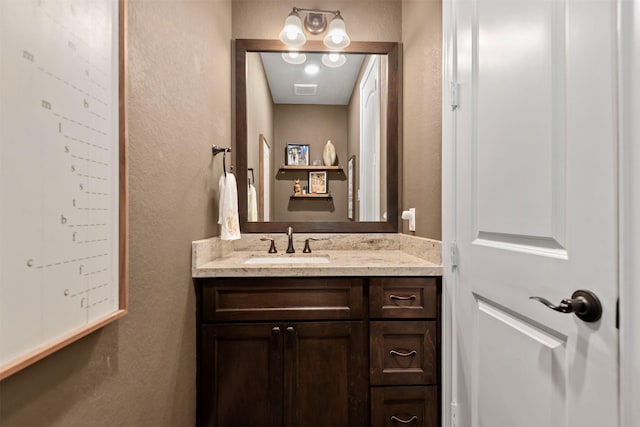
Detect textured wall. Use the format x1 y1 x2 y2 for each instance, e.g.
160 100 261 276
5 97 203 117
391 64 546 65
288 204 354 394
402 0 442 239
273 104 348 221
234 0 442 239
232 0 402 41
0 0 231 425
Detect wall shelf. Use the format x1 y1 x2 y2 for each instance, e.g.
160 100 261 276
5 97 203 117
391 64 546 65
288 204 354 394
279 165 343 174
290 193 333 200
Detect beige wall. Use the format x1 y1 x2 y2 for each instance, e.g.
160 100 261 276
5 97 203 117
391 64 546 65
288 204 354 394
402 0 442 239
273 104 348 221
234 0 442 239
0 0 442 424
0 0 231 424
232 0 402 42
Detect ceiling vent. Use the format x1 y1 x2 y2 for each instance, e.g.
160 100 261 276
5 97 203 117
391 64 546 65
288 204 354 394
294 84 317 96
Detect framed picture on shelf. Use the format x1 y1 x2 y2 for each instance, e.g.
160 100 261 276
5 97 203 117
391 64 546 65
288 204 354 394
309 171 328 194
286 144 309 166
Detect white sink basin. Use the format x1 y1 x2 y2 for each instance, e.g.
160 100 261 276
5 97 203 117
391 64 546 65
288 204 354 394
244 256 331 265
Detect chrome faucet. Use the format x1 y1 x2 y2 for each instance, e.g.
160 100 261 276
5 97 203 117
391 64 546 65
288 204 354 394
286 226 295 253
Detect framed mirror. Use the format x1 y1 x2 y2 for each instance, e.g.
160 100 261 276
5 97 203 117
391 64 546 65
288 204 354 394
236 39 399 233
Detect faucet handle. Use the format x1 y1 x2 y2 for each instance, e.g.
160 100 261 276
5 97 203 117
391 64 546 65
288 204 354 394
303 238 318 253
260 238 277 253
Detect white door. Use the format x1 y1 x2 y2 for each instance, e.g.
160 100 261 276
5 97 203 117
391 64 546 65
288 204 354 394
359 56 380 221
445 0 619 425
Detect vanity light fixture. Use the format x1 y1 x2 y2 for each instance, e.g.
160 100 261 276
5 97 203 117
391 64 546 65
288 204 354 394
323 14 350 49
279 7 351 50
321 52 346 68
278 10 306 48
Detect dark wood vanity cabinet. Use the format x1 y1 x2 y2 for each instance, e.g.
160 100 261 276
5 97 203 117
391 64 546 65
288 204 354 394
368 278 440 427
195 276 440 427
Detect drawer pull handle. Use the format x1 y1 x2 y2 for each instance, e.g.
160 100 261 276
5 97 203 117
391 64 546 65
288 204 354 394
391 415 418 424
389 294 416 301
390 349 417 357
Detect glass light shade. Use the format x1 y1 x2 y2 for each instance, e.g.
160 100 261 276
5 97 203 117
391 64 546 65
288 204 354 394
323 15 350 49
321 53 346 68
282 51 307 65
279 13 306 48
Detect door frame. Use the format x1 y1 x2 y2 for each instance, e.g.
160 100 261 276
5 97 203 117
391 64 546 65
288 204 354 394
618 0 640 424
441 0 456 424
441 0 639 425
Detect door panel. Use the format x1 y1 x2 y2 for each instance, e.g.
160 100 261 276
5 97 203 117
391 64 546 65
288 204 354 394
360 56 380 221
200 324 283 427
475 0 566 249
475 298 566 427
451 0 619 424
284 321 368 427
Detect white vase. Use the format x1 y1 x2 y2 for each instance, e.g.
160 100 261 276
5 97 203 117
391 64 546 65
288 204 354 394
322 140 336 166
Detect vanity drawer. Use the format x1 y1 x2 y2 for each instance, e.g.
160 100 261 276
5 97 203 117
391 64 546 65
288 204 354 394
369 278 438 319
371 386 438 427
370 321 437 385
200 277 364 322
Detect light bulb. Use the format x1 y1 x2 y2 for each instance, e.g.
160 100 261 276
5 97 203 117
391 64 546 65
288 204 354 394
282 52 306 65
286 29 298 41
321 53 346 68
304 64 319 75
331 34 343 44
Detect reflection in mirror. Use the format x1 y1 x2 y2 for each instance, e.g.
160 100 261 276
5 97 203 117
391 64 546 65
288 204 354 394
236 40 398 233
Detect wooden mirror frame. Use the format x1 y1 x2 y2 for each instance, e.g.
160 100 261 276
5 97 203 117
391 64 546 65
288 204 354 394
235 39 399 233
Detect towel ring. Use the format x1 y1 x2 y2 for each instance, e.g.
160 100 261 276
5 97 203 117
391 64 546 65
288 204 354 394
212 145 232 177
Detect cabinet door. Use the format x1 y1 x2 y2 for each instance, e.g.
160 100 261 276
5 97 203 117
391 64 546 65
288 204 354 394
284 321 368 427
200 324 283 427
371 386 438 427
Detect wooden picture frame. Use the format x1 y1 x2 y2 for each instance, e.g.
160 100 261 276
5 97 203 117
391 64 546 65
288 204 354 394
309 171 328 194
286 143 310 166
348 155 356 220
0 0 128 380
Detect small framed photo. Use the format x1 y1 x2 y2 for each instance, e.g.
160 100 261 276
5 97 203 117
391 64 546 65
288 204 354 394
309 171 328 194
286 144 310 166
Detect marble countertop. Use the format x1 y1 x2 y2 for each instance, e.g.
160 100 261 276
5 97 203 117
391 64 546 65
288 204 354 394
192 233 442 278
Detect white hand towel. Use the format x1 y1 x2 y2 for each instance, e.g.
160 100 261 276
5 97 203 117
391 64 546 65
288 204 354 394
218 173 241 240
247 184 258 222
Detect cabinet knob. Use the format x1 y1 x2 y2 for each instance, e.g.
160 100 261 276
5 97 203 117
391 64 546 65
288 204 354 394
272 326 281 335
286 326 295 334
391 415 418 424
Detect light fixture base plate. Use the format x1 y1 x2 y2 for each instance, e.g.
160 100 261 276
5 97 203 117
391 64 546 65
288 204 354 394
304 13 327 35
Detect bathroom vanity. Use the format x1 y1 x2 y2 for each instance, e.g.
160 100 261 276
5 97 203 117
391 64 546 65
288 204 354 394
192 234 442 427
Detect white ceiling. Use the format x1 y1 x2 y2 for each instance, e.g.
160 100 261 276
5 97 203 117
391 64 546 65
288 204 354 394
260 52 365 105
